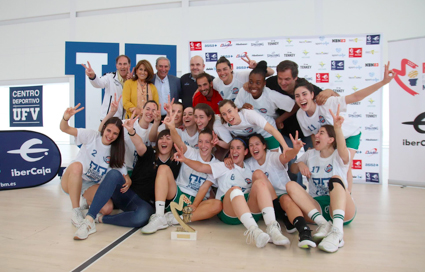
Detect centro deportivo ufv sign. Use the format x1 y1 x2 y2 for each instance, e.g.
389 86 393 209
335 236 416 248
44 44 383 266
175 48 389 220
0 131 61 190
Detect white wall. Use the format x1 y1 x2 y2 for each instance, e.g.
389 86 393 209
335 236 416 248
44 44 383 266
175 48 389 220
0 0 424 144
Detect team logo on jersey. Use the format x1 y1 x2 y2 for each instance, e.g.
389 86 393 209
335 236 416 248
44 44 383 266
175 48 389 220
245 178 252 184
232 87 239 94
259 108 267 114
244 127 254 133
103 156 110 164
324 164 333 173
194 144 199 149
318 115 326 123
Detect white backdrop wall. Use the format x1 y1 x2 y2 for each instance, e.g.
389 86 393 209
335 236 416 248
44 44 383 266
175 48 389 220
0 0 424 144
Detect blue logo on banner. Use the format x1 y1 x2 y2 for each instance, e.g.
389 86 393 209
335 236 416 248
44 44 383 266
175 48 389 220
366 35 380 45
366 172 379 183
331 60 344 70
0 131 61 190
205 52 218 62
10 86 43 127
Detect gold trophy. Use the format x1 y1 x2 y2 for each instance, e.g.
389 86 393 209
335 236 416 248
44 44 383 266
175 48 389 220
170 195 197 240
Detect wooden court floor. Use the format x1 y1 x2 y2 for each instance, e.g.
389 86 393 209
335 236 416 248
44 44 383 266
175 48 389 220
1 177 425 272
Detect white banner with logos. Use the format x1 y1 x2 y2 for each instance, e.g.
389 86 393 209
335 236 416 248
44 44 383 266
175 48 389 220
189 34 383 183
388 37 425 187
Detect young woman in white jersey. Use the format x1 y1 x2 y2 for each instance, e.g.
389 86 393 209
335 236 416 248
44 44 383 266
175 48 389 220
177 106 199 149
140 110 222 234
239 133 317 248
100 96 160 174
218 99 290 152
175 138 295 248
234 60 295 129
157 100 184 133
72 119 178 240
287 106 355 253
193 103 232 159
60 103 128 238
294 62 394 191
214 56 274 101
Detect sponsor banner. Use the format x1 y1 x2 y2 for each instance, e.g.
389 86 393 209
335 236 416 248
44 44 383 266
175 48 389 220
189 34 382 183
389 37 425 187
0 131 61 190
10 86 43 127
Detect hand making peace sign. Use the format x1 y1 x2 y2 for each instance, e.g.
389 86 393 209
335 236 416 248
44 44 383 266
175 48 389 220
81 61 95 79
241 55 257 69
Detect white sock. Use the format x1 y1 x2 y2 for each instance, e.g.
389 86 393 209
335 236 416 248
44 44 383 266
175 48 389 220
155 201 165 216
240 213 257 230
308 209 327 225
261 207 275 226
332 209 345 233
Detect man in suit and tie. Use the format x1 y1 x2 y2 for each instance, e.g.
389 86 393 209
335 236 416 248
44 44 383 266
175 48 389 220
153 56 181 119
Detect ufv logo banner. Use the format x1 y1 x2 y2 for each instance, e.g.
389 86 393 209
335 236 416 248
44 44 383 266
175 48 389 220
65 41 177 130
0 131 61 190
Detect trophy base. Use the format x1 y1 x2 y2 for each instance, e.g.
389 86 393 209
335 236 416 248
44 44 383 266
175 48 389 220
171 230 197 241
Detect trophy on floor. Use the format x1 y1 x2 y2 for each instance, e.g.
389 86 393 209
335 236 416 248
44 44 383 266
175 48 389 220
170 194 197 240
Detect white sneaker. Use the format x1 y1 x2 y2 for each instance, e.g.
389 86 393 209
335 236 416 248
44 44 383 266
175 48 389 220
318 227 344 253
74 218 96 240
79 196 89 210
313 221 332 241
71 208 84 228
165 212 179 226
244 226 270 248
140 214 169 234
266 221 290 246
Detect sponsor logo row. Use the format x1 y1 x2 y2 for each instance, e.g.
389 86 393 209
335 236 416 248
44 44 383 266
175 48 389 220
190 35 380 50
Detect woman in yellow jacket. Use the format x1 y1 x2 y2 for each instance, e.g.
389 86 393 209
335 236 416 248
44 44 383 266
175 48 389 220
123 60 159 118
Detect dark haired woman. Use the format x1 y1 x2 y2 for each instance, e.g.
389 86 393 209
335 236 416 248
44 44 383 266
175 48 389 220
214 56 274 101
60 103 127 239
218 99 289 152
234 60 295 128
286 107 356 253
294 62 394 192
123 59 159 118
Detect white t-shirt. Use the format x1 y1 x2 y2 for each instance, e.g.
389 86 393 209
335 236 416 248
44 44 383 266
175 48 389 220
245 151 290 196
71 129 127 183
123 121 154 170
296 96 360 138
224 109 272 138
210 162 253 200
176 146 218 197
177 128 199 149
213 70 250 101
213 115 233 143
234 86 295 119
295 149 350 198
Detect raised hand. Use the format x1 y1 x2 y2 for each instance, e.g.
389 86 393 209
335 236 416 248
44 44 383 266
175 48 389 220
126 67 134 80
122 112 139 131
110 93 122 115
81 61 95 78
289 130 305 151
329 104 344 129
173 144 187 162
153 103 162 124
211 131 219 146
163 108 177 129
163 95 175 116
63 103 84 121
241 55 257 69
382 61 395 85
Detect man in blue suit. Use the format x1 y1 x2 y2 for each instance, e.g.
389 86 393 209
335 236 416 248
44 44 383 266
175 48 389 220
153 57 181 119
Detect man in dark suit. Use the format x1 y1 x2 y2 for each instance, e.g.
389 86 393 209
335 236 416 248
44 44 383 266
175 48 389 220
153 57 181 118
